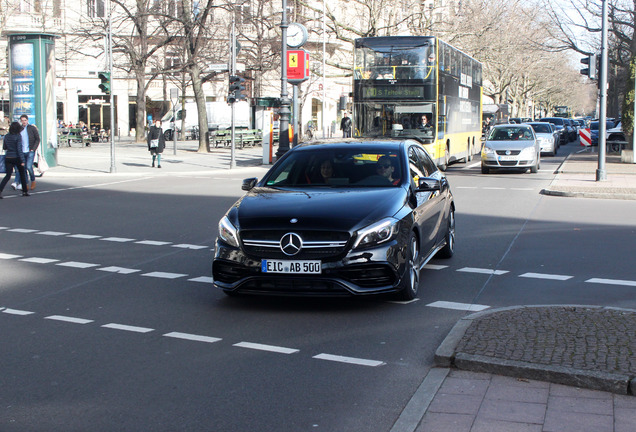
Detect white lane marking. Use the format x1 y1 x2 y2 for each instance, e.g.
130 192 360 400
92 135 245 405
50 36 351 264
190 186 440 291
483 187 506 190
36 231 70 236
100 237 135 243
233 342 299 354
45 315 94 324
67 234 102 239
0 227 7 230
388 299 420 305
136 240 172 246
586 278 636 287
101 323 154 333
164 332 222 344
520 272 573 281
141 271 188 279
98 266 141 275
457 267 509 275
7 228 38 233
0 253 22 259
423 264 448 270
20 257 60 264
313 353 385 367
2 308 35 315
188 276 214 284
172 244 209 250
464 162 481 169
455 186 478 189
56 261 100 269
427 301 490 312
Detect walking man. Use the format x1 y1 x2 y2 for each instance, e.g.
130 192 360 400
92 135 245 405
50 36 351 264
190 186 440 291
340 112 352 138
13 114 40 191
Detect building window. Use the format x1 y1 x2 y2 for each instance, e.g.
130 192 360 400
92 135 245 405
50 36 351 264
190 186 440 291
235 1 251 25
88 0 105 18
19 0 31 13
53 0 61 17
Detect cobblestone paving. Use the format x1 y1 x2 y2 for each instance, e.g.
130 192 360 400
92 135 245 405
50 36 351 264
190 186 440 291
456 306 636 375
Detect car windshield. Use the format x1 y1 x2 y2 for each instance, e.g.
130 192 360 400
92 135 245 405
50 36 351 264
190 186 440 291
488 127 534 141
262 147 403 188
529 124 551 134
541 118 564 126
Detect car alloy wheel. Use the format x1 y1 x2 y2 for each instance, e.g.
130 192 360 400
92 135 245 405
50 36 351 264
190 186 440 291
398 231 420 301
437 207 455 258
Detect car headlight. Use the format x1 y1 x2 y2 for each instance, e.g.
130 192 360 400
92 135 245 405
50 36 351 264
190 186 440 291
218 216 240 247
520 146 535 156
353 218 399 249
482 145 495 156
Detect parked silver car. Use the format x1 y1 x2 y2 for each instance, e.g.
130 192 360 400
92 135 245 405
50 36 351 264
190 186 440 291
481 124 541 174
525 122 559 156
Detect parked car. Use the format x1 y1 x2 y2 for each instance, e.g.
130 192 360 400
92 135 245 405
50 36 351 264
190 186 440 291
212 140 455 300
606 121 625 142
525 122 559 156
481 124 541 174
562 118 577 142
539 117 568 145
589 120 615 146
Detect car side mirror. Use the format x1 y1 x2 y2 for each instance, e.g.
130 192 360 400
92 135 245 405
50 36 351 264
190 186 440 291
417 177 441 192
242 178 258 191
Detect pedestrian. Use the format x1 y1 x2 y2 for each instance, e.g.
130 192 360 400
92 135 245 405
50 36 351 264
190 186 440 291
147 118 165 168
13 114 40 191
340 112 352 138
0 121 30 198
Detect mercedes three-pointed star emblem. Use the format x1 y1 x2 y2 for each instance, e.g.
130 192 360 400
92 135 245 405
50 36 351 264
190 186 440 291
280 232 303 256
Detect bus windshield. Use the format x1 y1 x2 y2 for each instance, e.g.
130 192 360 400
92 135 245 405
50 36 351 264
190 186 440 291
354 44 436 82
356 102 436 141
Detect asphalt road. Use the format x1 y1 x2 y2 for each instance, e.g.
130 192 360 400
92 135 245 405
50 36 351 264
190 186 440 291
1 141 635 431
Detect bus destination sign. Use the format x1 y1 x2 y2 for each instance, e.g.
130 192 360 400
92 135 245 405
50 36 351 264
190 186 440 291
362 86 425 99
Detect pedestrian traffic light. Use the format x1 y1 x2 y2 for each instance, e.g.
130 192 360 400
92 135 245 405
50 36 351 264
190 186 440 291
227 75 246 104
580 55 597 80
98 71 111 94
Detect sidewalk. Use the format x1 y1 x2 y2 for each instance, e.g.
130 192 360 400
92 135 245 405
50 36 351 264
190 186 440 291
43 136 269 177
542 148 636 200
391 306 636 432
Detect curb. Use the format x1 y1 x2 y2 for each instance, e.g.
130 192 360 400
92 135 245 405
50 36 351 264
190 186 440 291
541 188 636 200
434 305 636 395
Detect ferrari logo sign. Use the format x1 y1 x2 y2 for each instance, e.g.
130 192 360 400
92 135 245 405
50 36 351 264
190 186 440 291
287 49 309 84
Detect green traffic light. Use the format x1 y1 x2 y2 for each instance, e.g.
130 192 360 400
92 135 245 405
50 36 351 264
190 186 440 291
98 71 111 94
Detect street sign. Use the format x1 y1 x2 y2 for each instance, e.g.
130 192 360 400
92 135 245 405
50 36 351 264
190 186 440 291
287 50 309 84
209 63 229 72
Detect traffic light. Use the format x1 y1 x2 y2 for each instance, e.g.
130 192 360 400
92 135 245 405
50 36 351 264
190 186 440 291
580 55 597 80
98 71 111 94
227 75 246 104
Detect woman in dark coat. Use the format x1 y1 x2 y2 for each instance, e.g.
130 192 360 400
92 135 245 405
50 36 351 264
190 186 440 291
0 121 29 198
147 119 166 168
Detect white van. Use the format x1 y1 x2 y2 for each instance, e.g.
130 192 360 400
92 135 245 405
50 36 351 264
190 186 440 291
161 101 251 140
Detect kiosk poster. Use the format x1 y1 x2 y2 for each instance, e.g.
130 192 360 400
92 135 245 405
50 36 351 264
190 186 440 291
11 43 36 122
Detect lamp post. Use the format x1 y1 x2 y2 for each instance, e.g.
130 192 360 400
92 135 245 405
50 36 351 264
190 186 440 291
597 0 609 180
276 0 291 159
170 88 178 155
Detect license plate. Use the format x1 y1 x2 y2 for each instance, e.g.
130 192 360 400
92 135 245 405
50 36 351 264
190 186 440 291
261 259 322 274
499 155 517 161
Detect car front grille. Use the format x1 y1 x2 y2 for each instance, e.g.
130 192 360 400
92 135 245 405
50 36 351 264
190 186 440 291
496 150 521 156
240 230 350 259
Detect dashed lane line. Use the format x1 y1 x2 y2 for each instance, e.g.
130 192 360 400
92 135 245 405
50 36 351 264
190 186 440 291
426 301 490 312
20 257 60 264
164 332 222 344
56 261 100 269
141 271 188 279
2 308 35 315
457 267 509 275
0 253 23 259
313 354 385 367
234 342 299 355
45 315 94 324
136 240 172 246
67 234 102 239
586 278 636 287
36 231 70 236
98 266 141 275
101 237 136 243
520 272 573 281
188 276 215 284
101 323 155 333
423 264 449 271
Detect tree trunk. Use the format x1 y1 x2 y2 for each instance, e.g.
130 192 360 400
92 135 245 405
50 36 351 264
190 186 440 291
190 63 209 152
135 70 147 143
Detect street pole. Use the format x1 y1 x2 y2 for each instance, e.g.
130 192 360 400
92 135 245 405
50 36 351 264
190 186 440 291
230 18 236 169
322 0 326 138
108 0 115 173
276 0 291 159
597 0 609 181
170 88 178 155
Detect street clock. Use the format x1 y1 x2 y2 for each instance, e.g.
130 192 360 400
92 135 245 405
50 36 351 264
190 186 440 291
286 23 308 48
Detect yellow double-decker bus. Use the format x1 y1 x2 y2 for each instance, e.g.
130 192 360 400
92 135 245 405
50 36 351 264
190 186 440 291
353 36 483 170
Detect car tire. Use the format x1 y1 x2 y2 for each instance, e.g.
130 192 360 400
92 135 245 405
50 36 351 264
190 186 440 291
397 231 420 301
437 207 455 259
530 162 538 173
439 147 450 171
164 130 173 141
481 165 489 174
